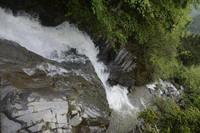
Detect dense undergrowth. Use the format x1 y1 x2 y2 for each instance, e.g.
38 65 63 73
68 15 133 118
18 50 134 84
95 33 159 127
139 31 200 132
138 33 200 132
49 0 200 132
52 0 199 84
139 66 200 133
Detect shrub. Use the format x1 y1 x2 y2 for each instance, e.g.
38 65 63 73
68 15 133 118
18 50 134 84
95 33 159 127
139 97 200 133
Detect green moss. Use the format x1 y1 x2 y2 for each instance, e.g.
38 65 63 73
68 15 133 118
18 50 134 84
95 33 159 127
69 104 77 112
69 95 76 101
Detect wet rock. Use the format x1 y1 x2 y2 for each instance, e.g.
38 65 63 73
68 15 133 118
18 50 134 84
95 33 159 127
0 0 66 26
108 48 136 87
106 86 152 133
146 79 181 100
1 88 70 132
0 39 44 67
97 40 117 65
173 83 180 90
70 114 82 126
167 87 176 92
78 125 106 133
1 113 21 133
134 121 146 133
0 39 110 132
127 86 136 94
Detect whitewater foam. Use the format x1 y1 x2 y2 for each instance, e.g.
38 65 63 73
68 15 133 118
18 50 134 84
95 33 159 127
0 8 137 114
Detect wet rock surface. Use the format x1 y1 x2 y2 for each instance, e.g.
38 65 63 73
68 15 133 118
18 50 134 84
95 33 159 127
108 48 136 88
146 79 182 102
0 0 66 26
108 79 182 133
0 39 110 133
0 2 183 132
105 85 152 133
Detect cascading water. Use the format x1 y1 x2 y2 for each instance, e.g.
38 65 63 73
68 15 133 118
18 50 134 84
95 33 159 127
0 8 139 132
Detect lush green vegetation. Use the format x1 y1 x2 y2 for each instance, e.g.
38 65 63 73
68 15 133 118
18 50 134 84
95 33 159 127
139 57 200 132
139 97 200 133
49 0 200 83
139 33 200 133
139 36 200 132
49 1 200 132
178 35 200 66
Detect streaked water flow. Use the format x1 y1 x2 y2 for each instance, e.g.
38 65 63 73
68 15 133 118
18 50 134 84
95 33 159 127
0 8 138 118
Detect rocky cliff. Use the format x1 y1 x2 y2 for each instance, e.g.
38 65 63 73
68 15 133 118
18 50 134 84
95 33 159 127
0 39 110 132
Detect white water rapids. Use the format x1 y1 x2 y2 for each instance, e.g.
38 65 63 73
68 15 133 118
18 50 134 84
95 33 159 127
0 8 139 132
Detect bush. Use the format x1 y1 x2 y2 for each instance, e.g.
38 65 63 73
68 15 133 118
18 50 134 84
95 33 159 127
175 66 200 109
178 35 200 66
139 97 200 133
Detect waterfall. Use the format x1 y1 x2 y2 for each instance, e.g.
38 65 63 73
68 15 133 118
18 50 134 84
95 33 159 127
0 7 138 127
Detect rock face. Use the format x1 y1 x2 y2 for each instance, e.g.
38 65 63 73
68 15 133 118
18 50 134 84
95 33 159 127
0 1 183 133
0 0 66 26
108 48 136 88
0 39 110 133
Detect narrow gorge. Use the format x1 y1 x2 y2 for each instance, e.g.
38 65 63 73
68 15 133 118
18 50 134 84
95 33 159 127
1 0 199 133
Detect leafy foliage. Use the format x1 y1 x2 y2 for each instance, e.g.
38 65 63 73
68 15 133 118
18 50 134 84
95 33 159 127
144 30 180 80
62 0 196 46
49 0 200 83
175 66 200 108
130 30 181 83
178 34 200 66
48 1 200 132
139 97 200 133
140 65 200 133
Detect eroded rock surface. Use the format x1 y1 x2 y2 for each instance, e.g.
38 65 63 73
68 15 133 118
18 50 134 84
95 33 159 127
108 48 136 88
0 39 110 133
